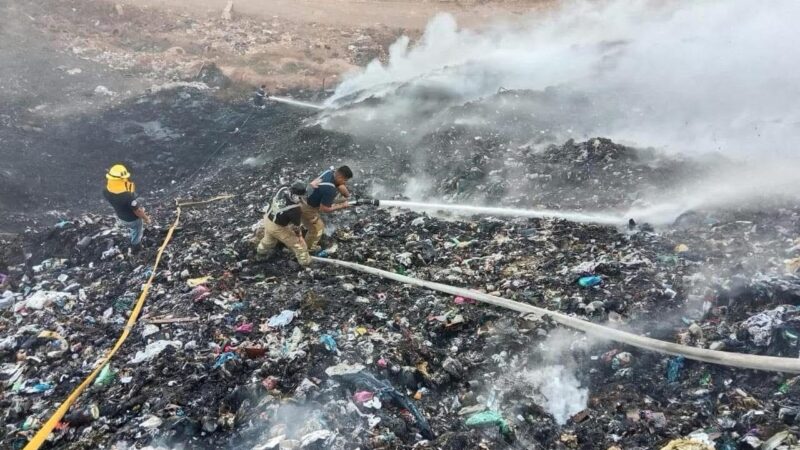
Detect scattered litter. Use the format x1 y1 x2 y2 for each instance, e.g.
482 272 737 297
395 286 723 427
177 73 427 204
213 352 240 369
465 410 511 437
578 275 603 287
187 276 211 287
267 310 296 328
130 340 183 364
320 334 337 352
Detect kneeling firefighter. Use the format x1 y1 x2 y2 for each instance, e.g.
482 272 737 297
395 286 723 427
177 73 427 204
256 181 311 266
301 165 381 254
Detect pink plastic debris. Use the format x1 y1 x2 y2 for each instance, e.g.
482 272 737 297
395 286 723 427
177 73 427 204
235 323 253 333
191 285 211 302
376 358 388 368
454 296 476 305
262 376 279 390
353 391 374 403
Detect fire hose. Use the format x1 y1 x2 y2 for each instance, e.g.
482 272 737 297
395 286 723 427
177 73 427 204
23 196 234 450
311 256 800 374
23 195 797 449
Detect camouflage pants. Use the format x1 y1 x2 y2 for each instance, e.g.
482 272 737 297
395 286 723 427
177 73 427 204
256 219 310 266
300 203 324 252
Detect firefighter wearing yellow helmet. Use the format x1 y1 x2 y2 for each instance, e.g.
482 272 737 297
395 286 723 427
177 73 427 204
103 164 151 248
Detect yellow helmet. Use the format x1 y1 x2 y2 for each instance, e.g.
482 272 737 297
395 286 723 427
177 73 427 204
106 164 130 180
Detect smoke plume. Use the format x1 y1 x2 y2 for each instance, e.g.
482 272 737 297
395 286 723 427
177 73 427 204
321 0 800 221
325 0 800 157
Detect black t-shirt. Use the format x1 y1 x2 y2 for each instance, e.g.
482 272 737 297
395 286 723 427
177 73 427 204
254 88 266 106
103 189 140 222
269 191 301 227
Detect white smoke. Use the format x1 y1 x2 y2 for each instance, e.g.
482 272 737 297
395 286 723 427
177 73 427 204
325 0 800 157
510 364 588 425
493 329 590 425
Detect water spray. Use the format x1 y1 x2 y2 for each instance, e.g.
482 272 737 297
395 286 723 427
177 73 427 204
268 96 324 110
372 199 625 226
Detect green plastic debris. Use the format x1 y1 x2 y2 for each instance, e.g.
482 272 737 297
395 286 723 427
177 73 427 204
717 440 736 450
658 254 679 265
779 381 790 394
699 373 712 387
21 416 38 431
395 266 407 276
114 297 133 311
465 410 511 437
94 364 115 386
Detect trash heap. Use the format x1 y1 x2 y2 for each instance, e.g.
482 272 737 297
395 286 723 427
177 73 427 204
1 87 800 449
322 88 709 211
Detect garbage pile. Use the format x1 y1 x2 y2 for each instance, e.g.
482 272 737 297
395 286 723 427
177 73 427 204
2 83 800 449
322 88 708 211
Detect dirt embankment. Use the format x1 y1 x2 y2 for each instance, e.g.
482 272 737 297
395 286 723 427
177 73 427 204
0 0 551 232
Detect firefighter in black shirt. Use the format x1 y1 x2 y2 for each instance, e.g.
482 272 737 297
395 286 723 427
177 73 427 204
256 181 310 266
253 84 268 108
103 164 151 247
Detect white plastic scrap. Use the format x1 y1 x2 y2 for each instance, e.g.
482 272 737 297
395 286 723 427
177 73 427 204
267 310 296 328
325 362 365 377
742 306 787 346
141 324 160 338
253 435 284 450
17 291 74 311
140 415 163 429
395 252 413 267
130 340 183 364
0 291 16 309
300 430 333 447
571 261 599 274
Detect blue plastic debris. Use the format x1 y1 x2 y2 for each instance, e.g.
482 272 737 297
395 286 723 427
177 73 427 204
666 356 685 382
24 382 54 394
320 334 337 352
578 275 603 287
213 352 240 369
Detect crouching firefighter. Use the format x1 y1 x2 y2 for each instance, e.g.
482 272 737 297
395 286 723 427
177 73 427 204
253 84 268 109
256 182 311 266
301 165 354 254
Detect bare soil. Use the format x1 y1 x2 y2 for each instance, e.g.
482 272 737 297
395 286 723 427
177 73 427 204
0 0 551 232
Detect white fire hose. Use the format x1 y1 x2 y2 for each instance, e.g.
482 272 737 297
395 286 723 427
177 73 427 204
312 257 800 374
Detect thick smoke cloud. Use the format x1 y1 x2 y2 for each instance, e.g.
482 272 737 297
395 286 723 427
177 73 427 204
325 0 800 157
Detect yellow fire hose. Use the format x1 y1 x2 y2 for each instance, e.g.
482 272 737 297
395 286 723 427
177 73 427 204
312 257 800 374
24 195 233 449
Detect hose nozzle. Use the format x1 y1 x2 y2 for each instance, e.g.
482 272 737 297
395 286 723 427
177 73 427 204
349 197 380 207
